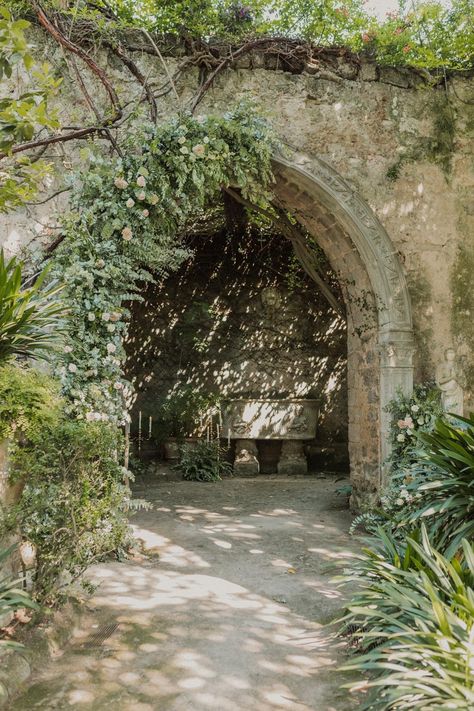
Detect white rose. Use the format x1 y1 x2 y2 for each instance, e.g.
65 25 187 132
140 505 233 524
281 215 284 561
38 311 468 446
177 136 186 144
136 175 146 187
106 343 116 354
397 434 405 443
149 194 159 205
114 177 128 189
180 146 189 154
96 259 105 268
126 198 135 208
411 404 420 413
122 227 132 241
102 312 110 322
68 363 77 373
417 417 424 425
137 191 146 201
64 345 73 354
395 498 404 506
107 324 115 333
203 135 209 143
192 143 206 157
142 209 149 217
87 313 96 322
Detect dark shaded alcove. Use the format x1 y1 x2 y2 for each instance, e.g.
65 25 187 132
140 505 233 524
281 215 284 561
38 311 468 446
125 218 348 472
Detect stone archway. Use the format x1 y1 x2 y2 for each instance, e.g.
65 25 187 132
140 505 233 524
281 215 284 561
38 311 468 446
272 150 415 507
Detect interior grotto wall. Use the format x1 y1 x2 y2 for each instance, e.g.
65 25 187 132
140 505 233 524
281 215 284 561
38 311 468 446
126 228 348 471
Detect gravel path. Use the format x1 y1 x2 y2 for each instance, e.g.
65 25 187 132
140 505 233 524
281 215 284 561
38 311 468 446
10 475 361 711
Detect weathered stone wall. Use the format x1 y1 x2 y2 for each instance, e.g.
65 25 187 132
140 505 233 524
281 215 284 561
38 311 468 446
1 34 473 495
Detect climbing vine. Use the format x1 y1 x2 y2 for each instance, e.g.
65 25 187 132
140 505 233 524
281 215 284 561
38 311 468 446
52 105 277 423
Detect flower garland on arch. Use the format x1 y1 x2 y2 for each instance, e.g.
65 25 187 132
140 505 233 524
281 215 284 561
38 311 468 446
52 106 277 424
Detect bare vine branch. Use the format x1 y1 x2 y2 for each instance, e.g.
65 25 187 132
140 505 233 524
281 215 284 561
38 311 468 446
106 41 158 123
33 2 122 118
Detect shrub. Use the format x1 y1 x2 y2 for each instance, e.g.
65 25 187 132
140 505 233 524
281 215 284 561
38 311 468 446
340 528 474 710
1 419 131 603
177 439 232 482
407 414 474 556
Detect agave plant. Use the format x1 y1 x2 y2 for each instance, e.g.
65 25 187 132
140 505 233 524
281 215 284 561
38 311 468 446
407 415 474 556
340 528 474 710
0 250 64 365
0 546 38 649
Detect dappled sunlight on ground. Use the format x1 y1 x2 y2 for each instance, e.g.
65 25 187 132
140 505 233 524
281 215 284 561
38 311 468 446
10 477 360 711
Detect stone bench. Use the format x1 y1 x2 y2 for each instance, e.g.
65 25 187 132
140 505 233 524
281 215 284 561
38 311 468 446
221 399 319 475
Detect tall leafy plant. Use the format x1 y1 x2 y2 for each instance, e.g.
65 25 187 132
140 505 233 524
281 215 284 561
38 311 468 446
0 251 63 365
407 414 474 555
340 528 474 710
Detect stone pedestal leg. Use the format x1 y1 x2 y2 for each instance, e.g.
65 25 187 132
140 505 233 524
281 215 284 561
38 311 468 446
277 441 307 476
233 439 259 476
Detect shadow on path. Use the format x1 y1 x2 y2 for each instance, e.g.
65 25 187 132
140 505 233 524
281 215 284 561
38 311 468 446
10 476 361 711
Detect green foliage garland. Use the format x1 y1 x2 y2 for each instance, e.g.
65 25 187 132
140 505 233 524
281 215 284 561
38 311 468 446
52 106 277 424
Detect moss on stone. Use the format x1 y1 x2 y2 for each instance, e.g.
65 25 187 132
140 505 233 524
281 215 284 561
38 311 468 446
451 243 474 389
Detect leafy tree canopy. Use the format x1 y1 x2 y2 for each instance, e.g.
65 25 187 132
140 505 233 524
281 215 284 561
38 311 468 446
9 0 473 70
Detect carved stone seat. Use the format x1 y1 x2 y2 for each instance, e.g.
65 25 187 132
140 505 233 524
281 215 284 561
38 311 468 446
222 399 319 475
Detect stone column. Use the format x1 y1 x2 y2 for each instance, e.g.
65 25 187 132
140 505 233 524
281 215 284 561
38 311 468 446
277 441 307 476
379 330 415 487
233 439 259 476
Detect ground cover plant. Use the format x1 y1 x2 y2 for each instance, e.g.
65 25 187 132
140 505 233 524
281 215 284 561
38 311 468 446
0 546 38 649
177 439 232 482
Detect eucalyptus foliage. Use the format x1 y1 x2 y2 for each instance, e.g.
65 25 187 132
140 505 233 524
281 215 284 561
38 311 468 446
53 106 276 424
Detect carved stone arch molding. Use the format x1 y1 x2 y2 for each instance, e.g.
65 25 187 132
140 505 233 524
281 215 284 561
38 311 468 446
271 150 415 505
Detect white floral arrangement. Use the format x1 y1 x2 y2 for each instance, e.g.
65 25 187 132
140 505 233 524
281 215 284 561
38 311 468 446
50 106 277 424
